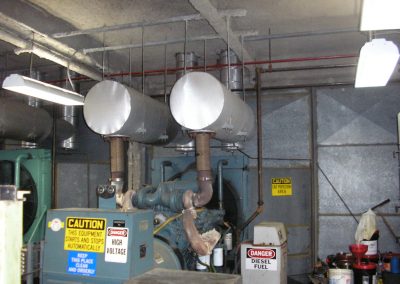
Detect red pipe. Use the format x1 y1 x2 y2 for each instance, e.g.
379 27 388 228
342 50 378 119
46 53 358 84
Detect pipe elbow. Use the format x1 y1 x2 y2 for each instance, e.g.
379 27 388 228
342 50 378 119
193 170 213 207
182 204 220 256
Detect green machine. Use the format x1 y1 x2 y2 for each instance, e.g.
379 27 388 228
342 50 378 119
0 149 52 243
42 208 154 283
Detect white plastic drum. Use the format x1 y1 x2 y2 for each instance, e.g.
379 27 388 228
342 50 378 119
196 254 210 271
328 269 354 284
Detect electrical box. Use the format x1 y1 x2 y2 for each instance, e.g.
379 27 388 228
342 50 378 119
241 222 287 284
42 208 153 283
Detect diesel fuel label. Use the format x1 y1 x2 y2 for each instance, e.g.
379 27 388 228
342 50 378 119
245 248 278 271
272 177 292 196
64 217 106 253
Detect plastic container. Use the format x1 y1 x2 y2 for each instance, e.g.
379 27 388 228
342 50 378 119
224 233 232 251
213 247 223 267
196 255 210 271
328 268 354 284
353 263 377 284
390 256 399 273
360 240 377 256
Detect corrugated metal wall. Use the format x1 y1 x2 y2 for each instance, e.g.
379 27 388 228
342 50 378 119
316 85 400 259
244 89 312 281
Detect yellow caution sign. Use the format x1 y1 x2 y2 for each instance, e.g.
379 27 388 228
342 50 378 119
64 217 106 253
271 177 292 196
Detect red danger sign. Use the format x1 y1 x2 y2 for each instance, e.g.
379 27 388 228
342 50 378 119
107 228 128 237
247 248 276 259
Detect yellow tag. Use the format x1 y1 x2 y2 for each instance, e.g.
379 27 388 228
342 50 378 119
272 177 292 196
64 217 106 253
48 218 64 231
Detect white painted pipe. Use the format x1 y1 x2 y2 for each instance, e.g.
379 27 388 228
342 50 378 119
0 29 102 81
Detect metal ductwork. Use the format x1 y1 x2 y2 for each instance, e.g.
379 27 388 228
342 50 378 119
218 49 243 91
83 80 178 144
170 72 255 143
58 106 78 149
0 98 74 143
21 70 42 149
58 70 79 150
175 52 199 80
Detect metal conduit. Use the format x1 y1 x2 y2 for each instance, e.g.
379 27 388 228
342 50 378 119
47 54 358 84
237 68 264 238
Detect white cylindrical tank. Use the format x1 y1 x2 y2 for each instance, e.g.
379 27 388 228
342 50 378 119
84 80 178 144
170 72 254 143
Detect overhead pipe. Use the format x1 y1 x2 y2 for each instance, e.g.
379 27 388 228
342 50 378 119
237 68 264 238
0 12 104 71
47 54 358 85
52 9 247 39
0 29 102 81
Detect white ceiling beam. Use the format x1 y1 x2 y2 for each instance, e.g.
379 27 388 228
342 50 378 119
189 0 253 62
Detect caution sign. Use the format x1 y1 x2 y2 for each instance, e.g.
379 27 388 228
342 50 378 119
272 177 292 196
245 248 277 271
64 217 106 253
105 227 129 263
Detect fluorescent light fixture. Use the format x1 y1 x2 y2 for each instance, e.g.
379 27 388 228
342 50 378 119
355 39 399 88
2 74 84 105
361 0 400 31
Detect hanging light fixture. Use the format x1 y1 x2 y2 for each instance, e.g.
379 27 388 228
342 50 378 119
2 74 84 106
360 0 400 31
355 39 399 88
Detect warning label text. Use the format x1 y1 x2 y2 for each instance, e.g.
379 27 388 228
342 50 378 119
64 217 106 253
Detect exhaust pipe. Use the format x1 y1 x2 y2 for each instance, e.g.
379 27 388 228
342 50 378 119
182 132 220 256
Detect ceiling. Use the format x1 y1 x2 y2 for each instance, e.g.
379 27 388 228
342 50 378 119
0 0 398 92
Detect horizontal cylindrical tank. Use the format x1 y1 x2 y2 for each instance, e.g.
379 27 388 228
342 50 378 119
170 72 255 142
83 80 178 144
0 98 74 142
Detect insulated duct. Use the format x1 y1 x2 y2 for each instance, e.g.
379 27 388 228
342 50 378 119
0 98 74 143
83 80 178 144
58 70 79 150
21 70 42 149
219 49 243 90
58 105 78 149
175 52 199 80
170 72 255 143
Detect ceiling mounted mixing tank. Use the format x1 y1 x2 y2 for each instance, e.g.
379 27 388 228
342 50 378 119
83 80 178 144
170 72 255 143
